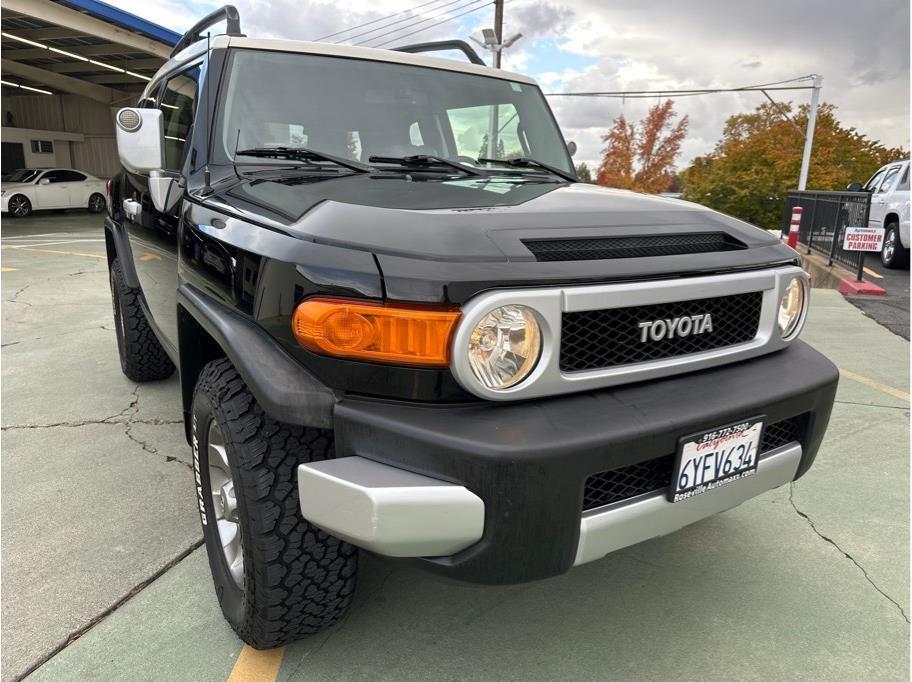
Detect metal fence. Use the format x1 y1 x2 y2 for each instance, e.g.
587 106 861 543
781 190 871 279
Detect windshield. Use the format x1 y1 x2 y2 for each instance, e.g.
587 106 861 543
4 169 39 183
216 49 572 174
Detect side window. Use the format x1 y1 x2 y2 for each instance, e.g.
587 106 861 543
159 66 200 172
409 122 424 146
878 166 901 193
40 170 66 183
899 166 910 191
446 103 524 161
58 170 85 182
864 169 887 192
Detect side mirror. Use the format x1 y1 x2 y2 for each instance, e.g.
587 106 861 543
846 182 864 192
115 108 164 174
566 140 578 157
39 178 50 185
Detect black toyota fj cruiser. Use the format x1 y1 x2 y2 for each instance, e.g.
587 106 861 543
106 6 838 649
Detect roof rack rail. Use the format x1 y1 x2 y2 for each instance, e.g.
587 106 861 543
170 5 244 58
393 40 486 66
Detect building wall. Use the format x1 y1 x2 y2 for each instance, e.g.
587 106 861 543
2 94 119 177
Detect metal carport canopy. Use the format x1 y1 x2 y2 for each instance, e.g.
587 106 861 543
0 0 179 105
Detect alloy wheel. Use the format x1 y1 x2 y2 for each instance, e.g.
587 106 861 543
208 420 244 588
9 196 29 217
883 230 896 263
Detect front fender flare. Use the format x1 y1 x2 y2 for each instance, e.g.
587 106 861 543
177 283 336 431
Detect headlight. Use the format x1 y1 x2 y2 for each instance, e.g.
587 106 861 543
778 277 807 339
467 305 541 389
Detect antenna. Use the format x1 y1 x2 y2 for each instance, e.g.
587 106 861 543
202 31 213 196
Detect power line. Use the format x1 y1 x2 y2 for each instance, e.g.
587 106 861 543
314 0 451 41
333 0 475 45
363 0 493 48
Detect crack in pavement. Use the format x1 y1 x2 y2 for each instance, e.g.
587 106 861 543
789 483 910 624
15 539 205 682
6 282 33 307
121 388 192 470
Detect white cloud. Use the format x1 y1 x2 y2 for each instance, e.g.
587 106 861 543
126 0 909 171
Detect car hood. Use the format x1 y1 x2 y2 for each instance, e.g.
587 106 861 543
1 182 33 191
208 170 782 262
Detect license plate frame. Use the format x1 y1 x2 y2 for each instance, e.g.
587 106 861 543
669 416 765 502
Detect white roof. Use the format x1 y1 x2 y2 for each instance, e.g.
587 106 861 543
149 34 538 92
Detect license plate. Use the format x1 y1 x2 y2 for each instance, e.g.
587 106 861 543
670 418 764 502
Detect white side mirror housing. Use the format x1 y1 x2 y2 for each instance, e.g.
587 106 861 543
115 108 164 174
39 178 50 185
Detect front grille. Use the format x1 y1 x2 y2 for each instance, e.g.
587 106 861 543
523 233 745 262
581 414 807 511
560 292 763 372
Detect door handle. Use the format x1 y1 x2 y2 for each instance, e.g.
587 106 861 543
122 199 141 220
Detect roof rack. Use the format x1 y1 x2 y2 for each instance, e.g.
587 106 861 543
393 40 486 66
170 5 244 58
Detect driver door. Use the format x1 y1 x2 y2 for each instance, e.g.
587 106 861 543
33 170 70 208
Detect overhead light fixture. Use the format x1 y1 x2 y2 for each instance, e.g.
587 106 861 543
1 32 151 81
0 79 52 95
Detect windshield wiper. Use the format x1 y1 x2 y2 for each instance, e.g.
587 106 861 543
368 154 483 177
236 146 370 173
477 156 577 183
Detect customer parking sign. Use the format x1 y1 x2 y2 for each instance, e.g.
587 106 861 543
843 227 885 252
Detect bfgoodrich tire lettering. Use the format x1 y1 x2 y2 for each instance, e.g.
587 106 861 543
109 258 175 381
192 359 358 648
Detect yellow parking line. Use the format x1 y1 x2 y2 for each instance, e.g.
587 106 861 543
863 267 883 279
839 368 909 402
1 267 17 272
227 645 285 682
0 246 105 260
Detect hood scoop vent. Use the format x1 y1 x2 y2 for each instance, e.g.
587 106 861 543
522 232 747 262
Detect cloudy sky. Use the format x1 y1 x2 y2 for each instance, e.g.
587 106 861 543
121 0 910 170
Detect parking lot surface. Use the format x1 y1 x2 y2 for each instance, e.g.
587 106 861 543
2 213 909 681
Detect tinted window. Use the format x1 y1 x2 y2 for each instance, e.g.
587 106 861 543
40 170 85 183
40 170 67 183
159 65 200 171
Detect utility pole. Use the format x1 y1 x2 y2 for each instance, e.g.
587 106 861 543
797 74 822 191
493 0 504 68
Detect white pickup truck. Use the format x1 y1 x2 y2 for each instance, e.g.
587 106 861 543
856 160 911 269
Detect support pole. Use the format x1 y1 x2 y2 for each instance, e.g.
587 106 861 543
797 74 822 191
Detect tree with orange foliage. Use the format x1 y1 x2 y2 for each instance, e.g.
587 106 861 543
596 100 688 193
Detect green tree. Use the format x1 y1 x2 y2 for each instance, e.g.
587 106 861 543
575 162 593 183
680 101 907 228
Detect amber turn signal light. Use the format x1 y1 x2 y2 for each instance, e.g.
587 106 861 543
292 298 461 366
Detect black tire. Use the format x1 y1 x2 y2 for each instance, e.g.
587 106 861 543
7 194 31 217
88 193 106 214
109 258 175 381
881 222 909 269
191 359 358 648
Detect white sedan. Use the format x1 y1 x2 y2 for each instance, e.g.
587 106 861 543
1 168 107 217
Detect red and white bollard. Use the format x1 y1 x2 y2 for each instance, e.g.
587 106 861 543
786 206 803 249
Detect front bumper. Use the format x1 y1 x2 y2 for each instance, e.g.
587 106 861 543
301 341 838 584
0 195 10 212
